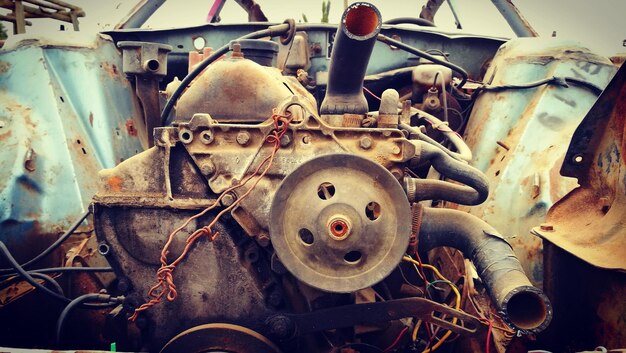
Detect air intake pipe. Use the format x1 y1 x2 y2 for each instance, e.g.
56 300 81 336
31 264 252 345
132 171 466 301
320 2 382 116
418 207 552 334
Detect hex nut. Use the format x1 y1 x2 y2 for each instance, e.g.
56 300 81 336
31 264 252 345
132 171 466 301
221 192 236 207
200 161 215 176
359 136 373 149
236 131 251 145
280 134 292 147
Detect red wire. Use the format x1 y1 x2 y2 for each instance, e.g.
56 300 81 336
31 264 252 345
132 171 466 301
128 113 292 322
363 87 382 101
383 326 408 352
485 320 493 353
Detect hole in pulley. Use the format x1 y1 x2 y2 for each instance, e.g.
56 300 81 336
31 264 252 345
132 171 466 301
344 250 362 263
298 228 314 245
317 182 335 200
365 202 381 220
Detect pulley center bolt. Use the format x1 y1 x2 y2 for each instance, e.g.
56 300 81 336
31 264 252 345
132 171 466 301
328 218 351 240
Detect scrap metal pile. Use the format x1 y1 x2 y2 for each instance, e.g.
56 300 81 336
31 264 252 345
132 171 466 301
0 1 623 352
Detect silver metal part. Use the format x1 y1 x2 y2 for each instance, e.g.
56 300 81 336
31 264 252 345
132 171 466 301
269 154 412 293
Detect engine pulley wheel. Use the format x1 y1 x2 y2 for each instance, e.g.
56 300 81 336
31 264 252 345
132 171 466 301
160 323 281 353
269 154 411 293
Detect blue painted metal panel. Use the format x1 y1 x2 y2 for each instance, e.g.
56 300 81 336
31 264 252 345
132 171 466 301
462 38 617 286
0 35 145 261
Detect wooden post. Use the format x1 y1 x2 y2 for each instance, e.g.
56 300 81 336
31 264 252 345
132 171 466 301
70 10 78 30
13 0 26 34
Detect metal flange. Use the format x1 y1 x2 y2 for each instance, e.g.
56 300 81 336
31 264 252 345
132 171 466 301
269 154 411 292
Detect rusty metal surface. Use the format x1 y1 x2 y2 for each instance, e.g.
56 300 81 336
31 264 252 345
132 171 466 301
462 38 616 286
175 55 316 123
0 35 146 265
530 62 626 351
269 154 411 293
533 62 626 271
160 323 281 353
103 23 506 92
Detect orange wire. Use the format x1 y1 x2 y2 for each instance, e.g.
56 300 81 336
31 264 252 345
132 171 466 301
129 113 291 321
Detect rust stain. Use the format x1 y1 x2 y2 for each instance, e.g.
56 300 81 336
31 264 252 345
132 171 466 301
107 175 123 192
126 119 137 136
614 84 626 163
0 60 10 74
100 62 119 77
0 129 11 140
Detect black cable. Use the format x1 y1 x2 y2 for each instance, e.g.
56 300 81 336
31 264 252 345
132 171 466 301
425 48 449 59
55 293 123 345
0 241 72 303
0 209 91 274
384 16 435 27
400 123 465 162
0 266 114 280
1 272 64 295
161 22 294 126
376 34 469 89
30 272 64 296
472 75 603 98
28 266 113 274
0 241 113 307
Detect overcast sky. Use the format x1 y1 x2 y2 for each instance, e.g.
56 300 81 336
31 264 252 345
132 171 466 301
5 0 626 56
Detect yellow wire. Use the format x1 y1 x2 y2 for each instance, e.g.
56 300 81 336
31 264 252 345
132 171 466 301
402 256 461 352
412 319 422 342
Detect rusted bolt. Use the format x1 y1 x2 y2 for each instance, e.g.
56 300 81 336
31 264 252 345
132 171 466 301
301 134 311 144
280 133 292 147
200 161 215 176
236 131 251 145
539 223 554 231
231 42 243 58
359 136 373 149
257 232 270 247
221 192 237 207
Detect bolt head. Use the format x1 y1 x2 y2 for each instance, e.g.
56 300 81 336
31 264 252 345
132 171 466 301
236 131 251 145
280 134 292 147
221 192 236 207
200 161 215 175
359 136 373 149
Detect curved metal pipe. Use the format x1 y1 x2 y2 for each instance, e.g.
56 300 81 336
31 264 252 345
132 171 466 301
418 207 552 333
404 141 488 205
320 2 382 115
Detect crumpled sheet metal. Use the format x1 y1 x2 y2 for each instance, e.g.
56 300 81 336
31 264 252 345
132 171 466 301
533 63 626 272
0 34 145 261
462 38 616 285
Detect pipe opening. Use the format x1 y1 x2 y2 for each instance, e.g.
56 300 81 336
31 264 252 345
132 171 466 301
344 5 380 37
506 291 548 330
145 59 160 72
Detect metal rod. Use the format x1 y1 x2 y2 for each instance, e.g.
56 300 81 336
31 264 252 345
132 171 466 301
22 0 65 11
490 0 538 37
115 0 165 29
